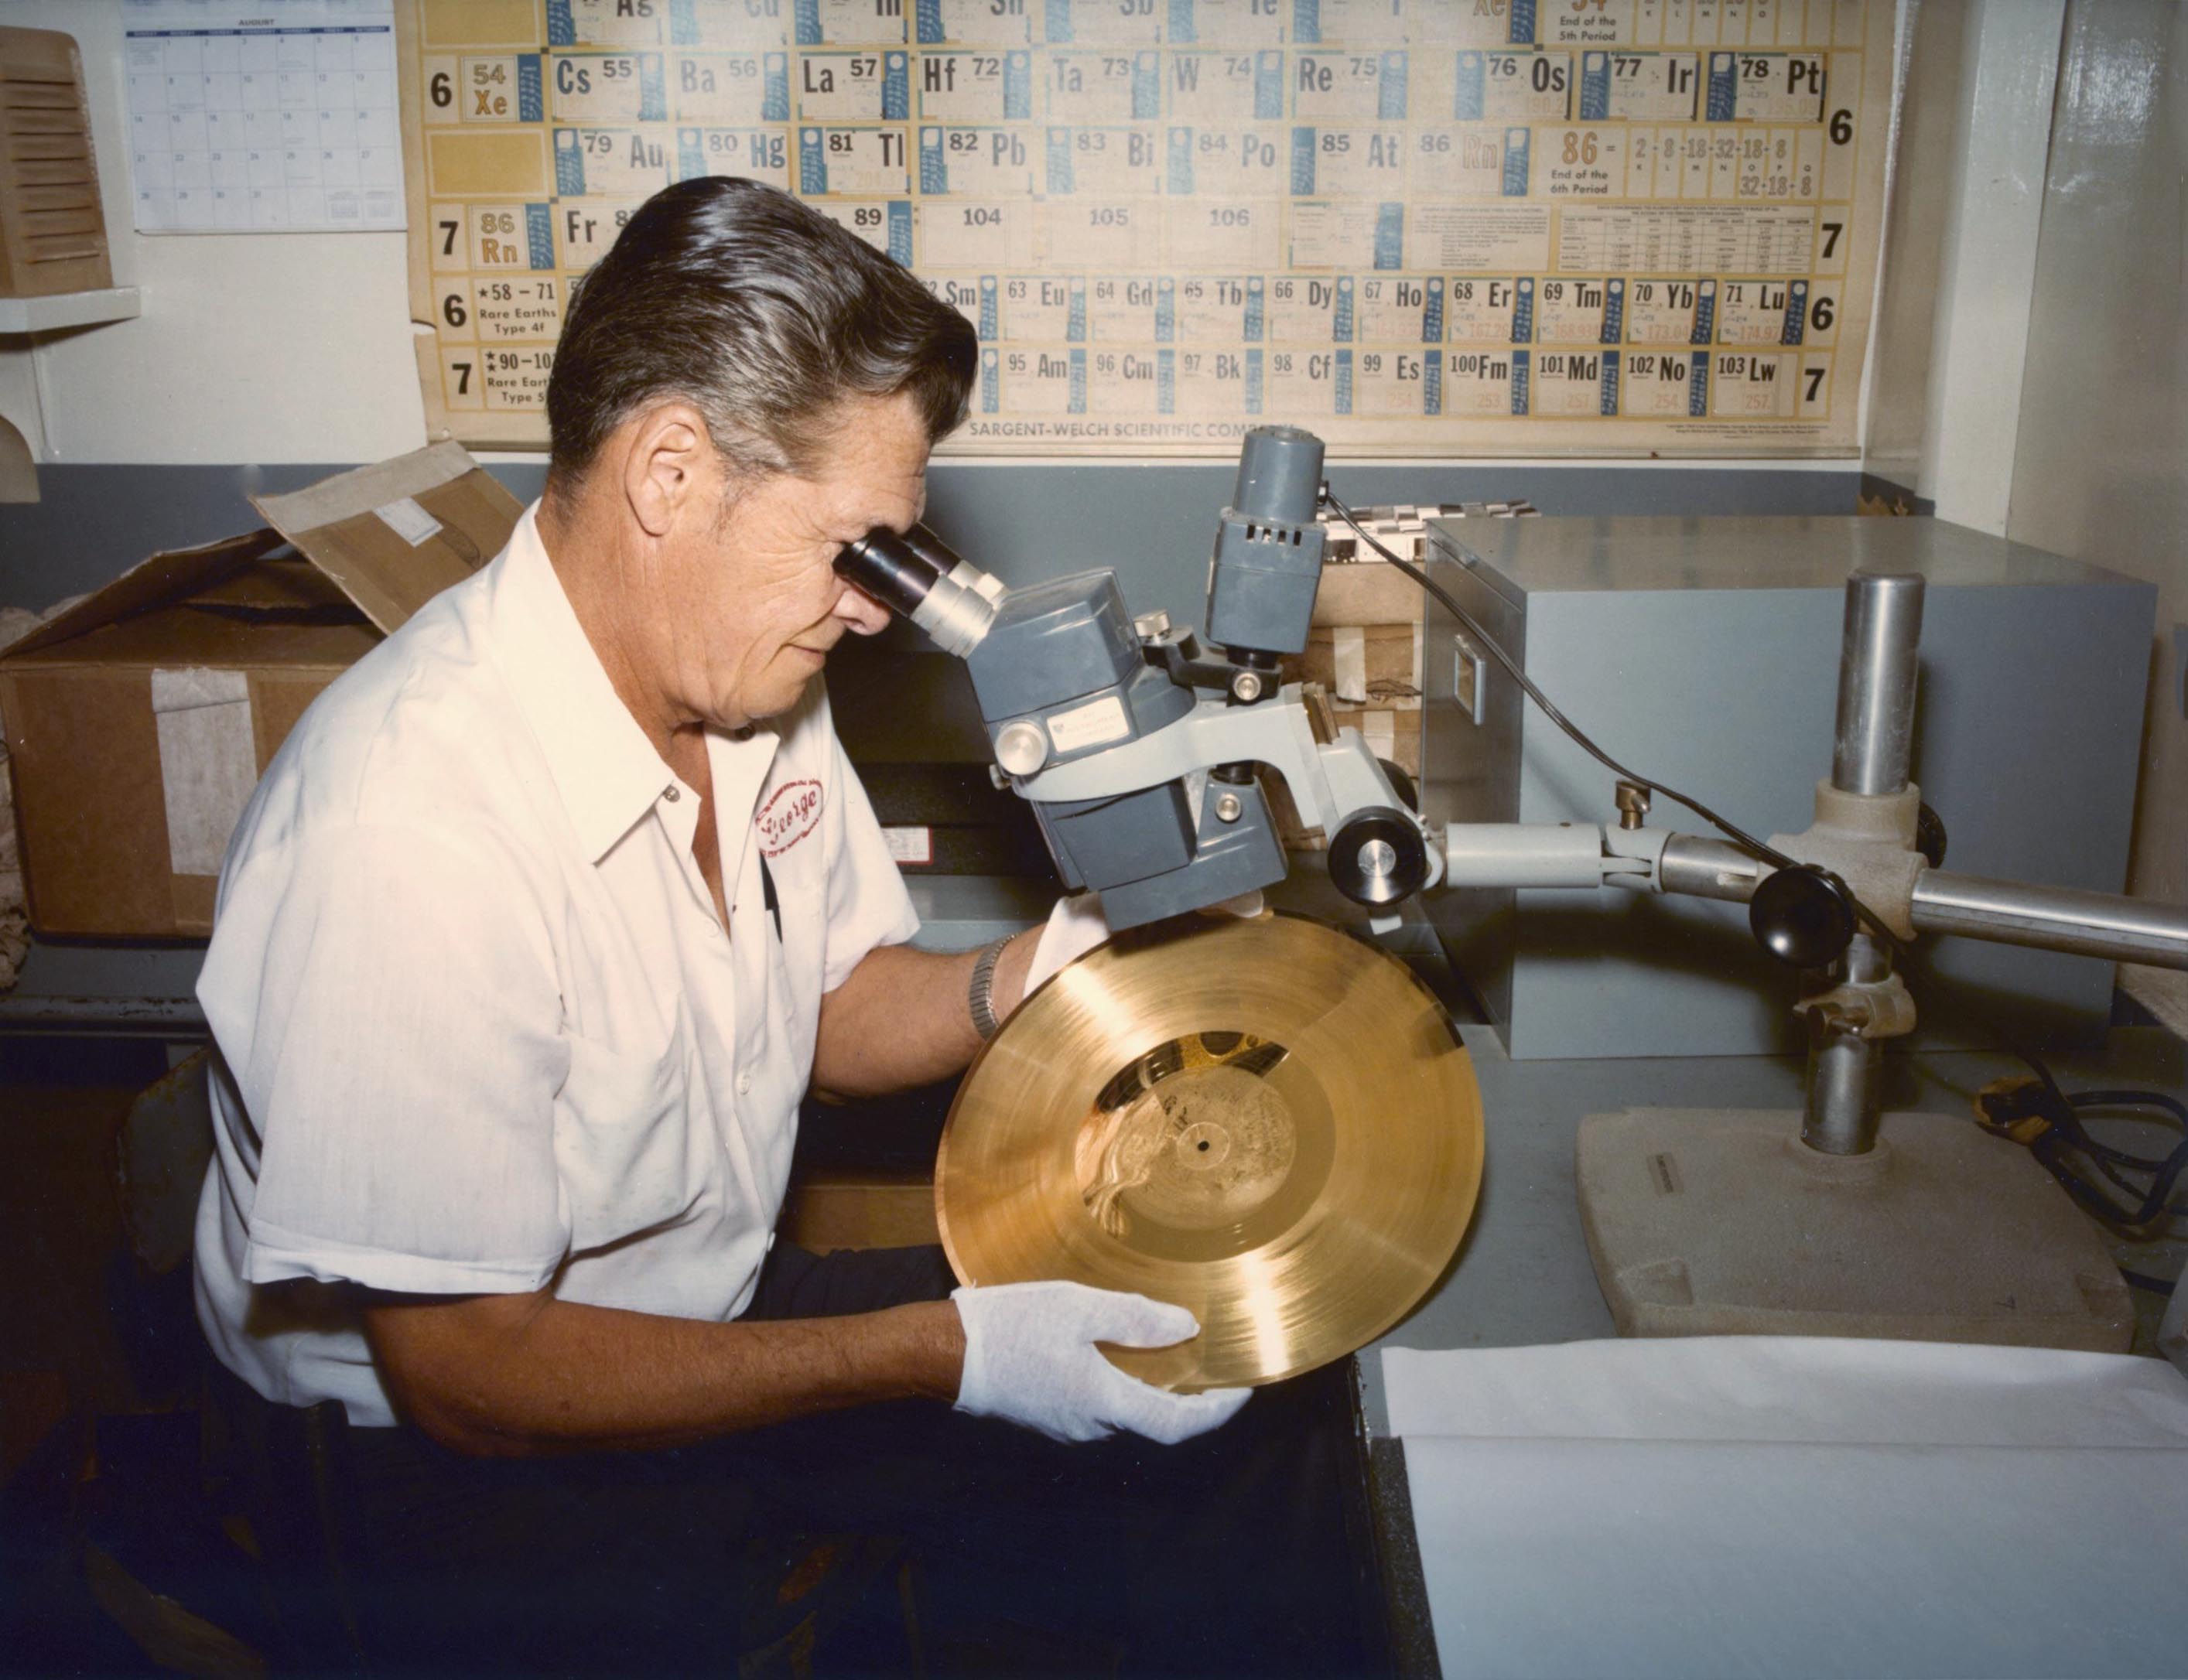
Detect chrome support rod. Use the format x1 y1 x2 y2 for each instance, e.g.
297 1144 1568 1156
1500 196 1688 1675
1804 572 1926 1156
1910 872 2188 971
1635 837 2188 973
1654 835 1766 903
1801 934 1890 1156
1833 572 1925 796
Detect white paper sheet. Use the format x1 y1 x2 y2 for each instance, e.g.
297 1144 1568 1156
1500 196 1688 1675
1332 625 1369 704
1385 1336 2188 1448
1385 1339 2188 1679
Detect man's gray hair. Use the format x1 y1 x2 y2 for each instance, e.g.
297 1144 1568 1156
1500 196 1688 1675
545 177 976 490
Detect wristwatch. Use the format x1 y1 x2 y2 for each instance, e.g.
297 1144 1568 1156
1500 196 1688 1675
967 934 1014 1040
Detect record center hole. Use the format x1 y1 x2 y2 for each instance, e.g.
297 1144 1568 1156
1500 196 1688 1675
1079 1033 1298 1235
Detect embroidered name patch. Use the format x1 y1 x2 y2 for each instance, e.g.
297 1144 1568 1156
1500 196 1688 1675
757 779 823 856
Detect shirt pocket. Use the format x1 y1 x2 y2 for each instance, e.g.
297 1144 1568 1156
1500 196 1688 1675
552 1026 699 1255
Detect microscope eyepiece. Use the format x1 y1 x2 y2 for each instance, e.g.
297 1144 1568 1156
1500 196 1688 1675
835 528 943 620
832 524 1001 658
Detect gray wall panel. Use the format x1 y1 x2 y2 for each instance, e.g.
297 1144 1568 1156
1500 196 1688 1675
1420 517 2153 1058
2 462 1858 616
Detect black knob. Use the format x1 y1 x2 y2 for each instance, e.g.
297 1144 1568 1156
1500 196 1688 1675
1749 864 1857 968
1376 757 1419 814
1916 803 1947 870
1328 808 1429 908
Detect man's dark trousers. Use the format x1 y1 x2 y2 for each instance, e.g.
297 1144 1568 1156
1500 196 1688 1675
214 1244 1358 1675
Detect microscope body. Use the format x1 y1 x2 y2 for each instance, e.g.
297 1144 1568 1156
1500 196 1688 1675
965 572 1288 928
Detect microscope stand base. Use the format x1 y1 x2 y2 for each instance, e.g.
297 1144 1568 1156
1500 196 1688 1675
1576 1107 2135 1351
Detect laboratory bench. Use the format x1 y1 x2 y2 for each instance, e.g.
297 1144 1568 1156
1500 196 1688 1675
5 876 2183 1679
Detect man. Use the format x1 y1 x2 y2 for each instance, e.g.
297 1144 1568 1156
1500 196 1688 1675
193 178 1249 1670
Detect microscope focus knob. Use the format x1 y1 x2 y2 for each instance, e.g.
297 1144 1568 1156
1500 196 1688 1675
993 720 1049 777
1329 809 1429 908
1749 863 1858 969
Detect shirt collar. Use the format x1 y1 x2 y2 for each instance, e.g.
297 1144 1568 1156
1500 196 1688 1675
487 503 685 862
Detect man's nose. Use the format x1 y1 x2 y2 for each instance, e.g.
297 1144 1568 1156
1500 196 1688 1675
833 579 894 637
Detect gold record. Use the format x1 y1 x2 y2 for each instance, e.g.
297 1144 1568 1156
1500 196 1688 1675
936 910 1484 1391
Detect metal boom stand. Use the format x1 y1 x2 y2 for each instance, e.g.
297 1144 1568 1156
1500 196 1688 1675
1574 572 2168 1350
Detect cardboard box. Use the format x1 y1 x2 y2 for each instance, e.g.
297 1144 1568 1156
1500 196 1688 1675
1271 524 1537 846
1329 705 1421 781
1288 622 1424 781
1292 623 1422 709
1308 560 1428 630
0 444 521 937
1269 563 1431 852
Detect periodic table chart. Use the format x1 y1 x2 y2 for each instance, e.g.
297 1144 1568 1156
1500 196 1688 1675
398 0 1892 456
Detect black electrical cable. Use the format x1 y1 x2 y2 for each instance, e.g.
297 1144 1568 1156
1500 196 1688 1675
1321 490 1907 950
1325 492 1786 859
1975 1051 2188 1245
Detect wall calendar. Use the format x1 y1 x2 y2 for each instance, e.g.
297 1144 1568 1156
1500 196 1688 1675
398 0 1892 456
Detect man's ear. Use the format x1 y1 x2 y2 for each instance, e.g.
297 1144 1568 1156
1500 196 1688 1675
617 402 713 539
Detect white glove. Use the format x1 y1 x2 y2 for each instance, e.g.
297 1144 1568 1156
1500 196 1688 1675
952 1280 1252 1444
1023 893 1111 997
1020 889 1267 1000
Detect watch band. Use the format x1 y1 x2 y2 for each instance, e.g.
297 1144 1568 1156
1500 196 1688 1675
966 934 1014 1041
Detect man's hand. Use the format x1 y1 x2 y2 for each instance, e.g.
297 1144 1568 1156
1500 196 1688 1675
951 1281 1251 1444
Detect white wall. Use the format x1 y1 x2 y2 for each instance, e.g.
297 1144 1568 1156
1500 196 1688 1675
2004 0 2188 1024
1912 0 2063 534
0 0 426 464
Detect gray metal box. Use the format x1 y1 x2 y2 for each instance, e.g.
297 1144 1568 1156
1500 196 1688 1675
1417 517 2156 1060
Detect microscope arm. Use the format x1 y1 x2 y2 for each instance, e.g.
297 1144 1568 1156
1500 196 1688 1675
1016 681 1438 893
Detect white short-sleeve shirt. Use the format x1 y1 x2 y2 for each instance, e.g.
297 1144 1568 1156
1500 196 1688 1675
193 504 919 1426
